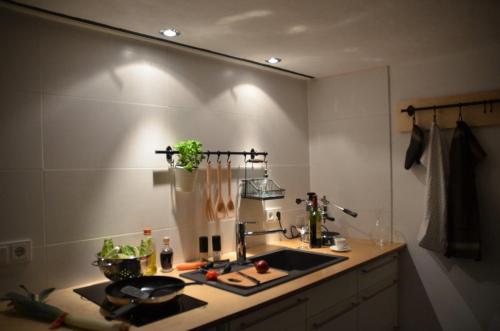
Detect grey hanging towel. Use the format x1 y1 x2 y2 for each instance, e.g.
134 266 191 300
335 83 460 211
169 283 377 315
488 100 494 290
418 122 448 253
446 120 486 260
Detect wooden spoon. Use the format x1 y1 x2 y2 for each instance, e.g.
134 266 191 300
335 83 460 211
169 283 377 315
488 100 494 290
226 160 235 218
215 160 227 220
205 161 216 222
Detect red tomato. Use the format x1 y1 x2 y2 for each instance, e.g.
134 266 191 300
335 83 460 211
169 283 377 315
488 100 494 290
205 269 219 281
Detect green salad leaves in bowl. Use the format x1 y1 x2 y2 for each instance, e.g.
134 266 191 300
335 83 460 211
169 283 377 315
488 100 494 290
92 238 153 281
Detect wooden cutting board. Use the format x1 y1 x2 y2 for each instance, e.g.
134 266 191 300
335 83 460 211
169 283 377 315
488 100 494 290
218 267 288 288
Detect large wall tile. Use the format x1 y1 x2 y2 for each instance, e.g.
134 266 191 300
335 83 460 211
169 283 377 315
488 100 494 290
0 8 40 92
40 20 202 109
43 94 179 169
308 67 389 122
0 247 47 294
44 169 175 244
0 171 44 246
0 91 41 169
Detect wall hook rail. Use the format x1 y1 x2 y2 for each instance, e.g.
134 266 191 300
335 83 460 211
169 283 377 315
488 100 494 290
155 147 268 164
401 98 500 115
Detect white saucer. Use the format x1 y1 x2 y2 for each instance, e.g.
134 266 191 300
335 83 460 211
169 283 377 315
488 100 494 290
330 244 351 252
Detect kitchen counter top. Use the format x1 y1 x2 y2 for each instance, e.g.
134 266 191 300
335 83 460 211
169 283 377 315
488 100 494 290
0 238 405 331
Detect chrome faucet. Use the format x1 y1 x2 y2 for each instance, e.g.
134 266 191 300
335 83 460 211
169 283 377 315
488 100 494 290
236 220 286 264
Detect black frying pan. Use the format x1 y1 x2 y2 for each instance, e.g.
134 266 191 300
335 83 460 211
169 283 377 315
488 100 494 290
105 276 198 320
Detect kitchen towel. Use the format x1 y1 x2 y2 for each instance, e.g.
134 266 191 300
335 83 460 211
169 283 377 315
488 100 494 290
446 120 486 260
417 122 448 253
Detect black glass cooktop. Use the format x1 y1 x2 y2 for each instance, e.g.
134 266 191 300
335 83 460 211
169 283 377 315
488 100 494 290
74 282 207 327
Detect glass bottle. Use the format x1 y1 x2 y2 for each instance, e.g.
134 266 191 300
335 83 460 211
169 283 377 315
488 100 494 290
309 195 322 248
143 227 157 275
160 236 174 272
212 235 221 262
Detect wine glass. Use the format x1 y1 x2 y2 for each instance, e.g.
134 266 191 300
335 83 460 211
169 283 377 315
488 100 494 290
296 216 308 250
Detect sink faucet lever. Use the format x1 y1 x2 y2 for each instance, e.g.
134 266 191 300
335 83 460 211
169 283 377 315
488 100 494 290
236 220 286 265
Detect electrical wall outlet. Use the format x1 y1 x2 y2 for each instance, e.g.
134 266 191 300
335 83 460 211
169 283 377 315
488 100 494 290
9 240 32 264
265 207 282 223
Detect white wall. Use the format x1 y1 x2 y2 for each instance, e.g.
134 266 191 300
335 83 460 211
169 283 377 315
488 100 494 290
308 67 392 240
391 46 500 331
0 7 309 292
307 47 500 330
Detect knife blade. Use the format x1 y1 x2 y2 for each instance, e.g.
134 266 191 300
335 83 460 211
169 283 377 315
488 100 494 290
237 271 261 285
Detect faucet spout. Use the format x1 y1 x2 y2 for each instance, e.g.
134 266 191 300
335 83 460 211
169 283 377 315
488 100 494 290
236 220 286 265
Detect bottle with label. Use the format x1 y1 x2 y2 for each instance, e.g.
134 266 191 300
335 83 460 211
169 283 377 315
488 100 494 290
160 236 174 272
309 195 322 248
143 228 157 275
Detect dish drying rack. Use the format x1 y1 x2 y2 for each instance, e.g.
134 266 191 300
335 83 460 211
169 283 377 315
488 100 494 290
241 158 285 200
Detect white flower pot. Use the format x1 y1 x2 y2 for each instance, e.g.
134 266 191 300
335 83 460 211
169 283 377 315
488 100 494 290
174 167 198 192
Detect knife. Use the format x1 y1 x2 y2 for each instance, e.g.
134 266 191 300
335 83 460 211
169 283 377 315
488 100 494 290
237 271 261 285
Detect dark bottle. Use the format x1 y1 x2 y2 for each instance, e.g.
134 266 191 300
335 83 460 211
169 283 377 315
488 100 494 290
309 195 322 248
212 235 221 261
160 236 173 272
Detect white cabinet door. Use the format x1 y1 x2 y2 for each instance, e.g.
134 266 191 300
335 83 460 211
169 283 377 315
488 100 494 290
358 280 398 331
230 296 308 331
307 296 358 331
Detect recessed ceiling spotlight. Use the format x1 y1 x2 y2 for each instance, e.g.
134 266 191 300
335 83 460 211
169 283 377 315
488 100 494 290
160 28 181 38
266 57 282 64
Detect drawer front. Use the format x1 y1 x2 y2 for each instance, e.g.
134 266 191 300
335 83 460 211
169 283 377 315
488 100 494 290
305 270 357 317
358 280 398 331
229 295 308 331
358 254 398 291
307 295 358 331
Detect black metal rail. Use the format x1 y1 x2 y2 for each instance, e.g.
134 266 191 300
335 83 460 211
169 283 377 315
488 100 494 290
155 147 267 163
401 98 499 116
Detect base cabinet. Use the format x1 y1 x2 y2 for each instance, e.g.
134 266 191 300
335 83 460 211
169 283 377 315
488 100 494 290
229 296 308 331
227 253 399 331
358 281 398 331
307 296 358 331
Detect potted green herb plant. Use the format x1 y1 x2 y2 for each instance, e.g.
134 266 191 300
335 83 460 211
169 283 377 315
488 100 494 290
173 139 204 192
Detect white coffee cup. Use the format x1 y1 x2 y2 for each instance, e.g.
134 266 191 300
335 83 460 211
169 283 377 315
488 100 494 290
334 237 348 250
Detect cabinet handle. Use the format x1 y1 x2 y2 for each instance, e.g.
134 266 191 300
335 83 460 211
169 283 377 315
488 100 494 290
312 301 359 329
361 279 398 301
240 297 308 330
361 255 397 274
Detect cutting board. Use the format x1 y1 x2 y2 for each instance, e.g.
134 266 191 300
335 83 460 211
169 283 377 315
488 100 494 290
218 267 288 288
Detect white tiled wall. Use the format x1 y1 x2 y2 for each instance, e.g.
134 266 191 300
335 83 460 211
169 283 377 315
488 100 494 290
307 67 392 240
0 7 308 291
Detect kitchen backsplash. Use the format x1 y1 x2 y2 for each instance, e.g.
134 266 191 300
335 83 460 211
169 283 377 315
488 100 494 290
0 7 309 291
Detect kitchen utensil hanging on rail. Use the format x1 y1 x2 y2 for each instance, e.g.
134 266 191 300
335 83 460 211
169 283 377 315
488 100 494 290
205 158 216 222
215 157 227 220
226 159 235 218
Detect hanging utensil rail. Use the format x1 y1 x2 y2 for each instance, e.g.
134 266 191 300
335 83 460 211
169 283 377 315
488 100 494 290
401 98 500 116
155 147 267 165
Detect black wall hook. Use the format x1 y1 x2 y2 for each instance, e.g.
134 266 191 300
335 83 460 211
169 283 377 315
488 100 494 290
458 103 463 121
433 106 437 122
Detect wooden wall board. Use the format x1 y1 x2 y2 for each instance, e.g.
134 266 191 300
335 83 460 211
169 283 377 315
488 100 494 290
397 90 500 132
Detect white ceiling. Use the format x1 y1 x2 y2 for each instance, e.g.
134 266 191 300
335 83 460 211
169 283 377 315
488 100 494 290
15 0 500 78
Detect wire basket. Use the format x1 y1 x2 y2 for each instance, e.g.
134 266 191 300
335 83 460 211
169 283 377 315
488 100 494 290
241 177 285 200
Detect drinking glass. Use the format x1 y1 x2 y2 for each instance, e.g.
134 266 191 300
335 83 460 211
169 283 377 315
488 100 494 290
296 216 308 250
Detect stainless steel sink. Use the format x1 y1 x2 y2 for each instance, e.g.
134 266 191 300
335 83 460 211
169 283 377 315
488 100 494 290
180 248 348 296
